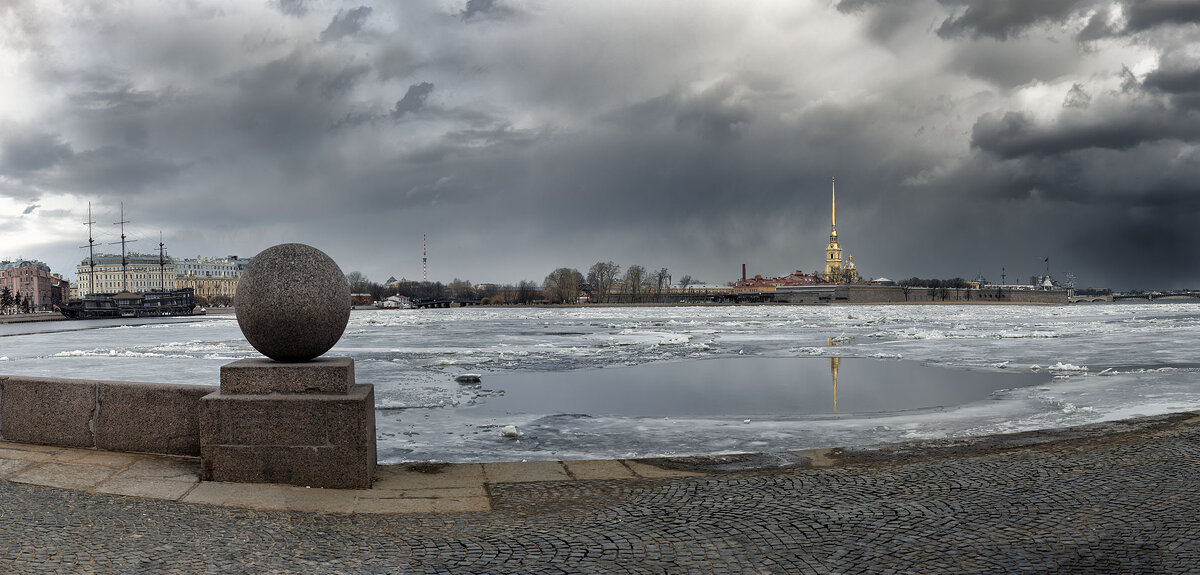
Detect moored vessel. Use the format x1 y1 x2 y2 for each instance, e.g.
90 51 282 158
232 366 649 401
56 203 198 319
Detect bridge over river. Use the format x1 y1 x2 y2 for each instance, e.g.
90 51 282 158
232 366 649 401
411 298 483 308
1110 291 1200 302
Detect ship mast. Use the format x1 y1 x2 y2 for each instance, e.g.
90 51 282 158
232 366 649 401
110 203 136 292
158 232 167 291
79 202 97 295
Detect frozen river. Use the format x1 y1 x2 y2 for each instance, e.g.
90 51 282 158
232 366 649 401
2 303 1198 463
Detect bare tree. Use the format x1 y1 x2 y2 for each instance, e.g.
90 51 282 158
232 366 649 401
587 261 621 304
623 265 646 303
447 278 476 299
345 271 370 293
678 275 699 290
543 268 583 303
477 283 499 302
368 281 385 301
653 267 670 301
516 280 538 304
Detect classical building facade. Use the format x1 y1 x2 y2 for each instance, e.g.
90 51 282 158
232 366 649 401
173 256 250 302
74 254 251 302
74 254 176 296
0 260 64 311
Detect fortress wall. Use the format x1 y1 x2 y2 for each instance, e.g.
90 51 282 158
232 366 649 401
849 286 1068 304
846 286 908 303
777 286 1069 304
0 376 212 456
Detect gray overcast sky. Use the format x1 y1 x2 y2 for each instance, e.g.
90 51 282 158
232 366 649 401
2 0 1199 290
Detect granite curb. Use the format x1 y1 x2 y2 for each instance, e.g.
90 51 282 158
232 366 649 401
0 410 1195 515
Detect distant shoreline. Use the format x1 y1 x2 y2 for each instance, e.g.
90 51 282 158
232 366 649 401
0 313 67 325
2 299 1161 324
362 300 1076 310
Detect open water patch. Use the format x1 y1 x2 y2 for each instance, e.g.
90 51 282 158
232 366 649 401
459 357 1050 418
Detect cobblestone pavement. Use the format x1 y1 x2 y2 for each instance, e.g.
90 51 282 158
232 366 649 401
2 415 1199 573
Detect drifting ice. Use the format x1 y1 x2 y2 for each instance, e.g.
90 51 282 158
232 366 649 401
1048 362 1088 372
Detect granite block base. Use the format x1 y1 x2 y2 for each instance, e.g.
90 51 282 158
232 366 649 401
219 357 354 394
199 380 375 489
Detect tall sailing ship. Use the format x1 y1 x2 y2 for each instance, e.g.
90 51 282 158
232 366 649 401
54 204 197 319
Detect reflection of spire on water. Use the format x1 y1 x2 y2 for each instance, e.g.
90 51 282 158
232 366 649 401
826 337 850 413
830 356 840 413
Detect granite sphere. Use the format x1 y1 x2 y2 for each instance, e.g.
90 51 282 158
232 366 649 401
235 243 351 362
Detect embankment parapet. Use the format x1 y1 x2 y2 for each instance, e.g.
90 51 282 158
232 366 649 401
0 376 211 456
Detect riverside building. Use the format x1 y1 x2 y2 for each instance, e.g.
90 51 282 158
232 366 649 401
1 260 67 311
74 253 176 297
74 254 251 303
173 256 250 303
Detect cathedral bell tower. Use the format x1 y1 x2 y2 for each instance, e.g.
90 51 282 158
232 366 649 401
823 176 843 282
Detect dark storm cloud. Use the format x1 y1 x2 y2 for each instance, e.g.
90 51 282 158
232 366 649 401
1077 11 1122 41
0 129 73 175
606 84 754 144
221 52 374 153
392 82 435 119
936 0 1093 40
674 89 753 144
1143 65 1200 96
933 0 1200 41
319 6 373 42
971 108 1200 159
53 147 187 195
7 2 1200 290
1126 0 1200 31
946 38 1081 87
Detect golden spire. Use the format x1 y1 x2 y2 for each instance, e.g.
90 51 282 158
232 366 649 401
831 176 836 229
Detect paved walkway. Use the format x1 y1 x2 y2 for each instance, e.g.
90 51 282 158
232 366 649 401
0 412 1198 573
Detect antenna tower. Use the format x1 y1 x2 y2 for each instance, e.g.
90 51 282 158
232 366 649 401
109 203 136 292
80 203 98 295
423 233 428 282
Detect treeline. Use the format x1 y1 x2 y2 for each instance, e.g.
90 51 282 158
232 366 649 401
343 271 543 304
542 261 703 304
0 287 35 314
338 260 705 306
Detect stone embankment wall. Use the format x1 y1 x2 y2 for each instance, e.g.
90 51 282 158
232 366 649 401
0 376 211 456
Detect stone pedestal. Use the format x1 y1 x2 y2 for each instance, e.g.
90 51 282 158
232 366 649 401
199 358 375 489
